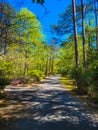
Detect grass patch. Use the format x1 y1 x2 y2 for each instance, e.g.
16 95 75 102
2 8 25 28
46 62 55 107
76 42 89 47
60 77 77 90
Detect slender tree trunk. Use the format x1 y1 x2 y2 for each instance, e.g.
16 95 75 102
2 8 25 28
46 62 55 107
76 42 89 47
88 37 91 47
1 31 7 55
24 49 28 76
81 0 87 68
88 21 91 47
24 62 28 76
0 1 6 55
1 43 6 55
94 0 98 50
45 57 48 76
49 56 52 74
72 0 79 67
51 55 54 75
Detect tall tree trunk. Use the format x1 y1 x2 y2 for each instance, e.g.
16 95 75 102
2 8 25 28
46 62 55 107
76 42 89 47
88 21 91 47
24 62 28 76
1 43 6 55
24 49 28 76
51 55 54 75
45 57 48 76
94 0 98 50
49 56 52 74
72 0 79 67
81 0 87 68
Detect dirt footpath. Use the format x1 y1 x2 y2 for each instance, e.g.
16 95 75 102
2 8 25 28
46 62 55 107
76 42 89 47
0 76 98 130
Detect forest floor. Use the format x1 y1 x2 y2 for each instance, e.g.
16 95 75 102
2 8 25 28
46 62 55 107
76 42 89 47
0 75 98 130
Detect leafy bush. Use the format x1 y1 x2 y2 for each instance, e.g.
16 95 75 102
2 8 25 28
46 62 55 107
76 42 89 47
11 76 36 85
0 69 11 90
92 67 98 91
70 67 91 94
28 70 45 82
21 76 35 84
88 67 98 102
11 79 22 85
27 78 35 84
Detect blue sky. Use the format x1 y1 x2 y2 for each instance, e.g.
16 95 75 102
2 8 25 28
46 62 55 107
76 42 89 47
8 0 71 43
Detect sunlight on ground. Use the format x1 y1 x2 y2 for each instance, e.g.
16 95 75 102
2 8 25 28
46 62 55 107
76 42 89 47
0 100 5 105
60 77 89 100
0 76 98 130
60 77 77 90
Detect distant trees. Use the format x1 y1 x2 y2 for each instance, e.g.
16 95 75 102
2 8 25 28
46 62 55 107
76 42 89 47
0 1 16 55
0 1 48 89
0 0 60 92
50 0 98 98
12 8 44 75
52 0 98 68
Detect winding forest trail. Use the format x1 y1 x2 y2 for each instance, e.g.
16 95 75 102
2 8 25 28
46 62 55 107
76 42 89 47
0 75 98 130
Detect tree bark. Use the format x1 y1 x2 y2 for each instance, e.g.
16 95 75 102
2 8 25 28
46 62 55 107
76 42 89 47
94 0 98 50
72 0 79 67
51 55 54 75
81 0 87 68
24 49 28 76
45 57 48 76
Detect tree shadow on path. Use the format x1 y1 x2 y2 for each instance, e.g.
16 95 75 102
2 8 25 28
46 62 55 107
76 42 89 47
0 76 98 130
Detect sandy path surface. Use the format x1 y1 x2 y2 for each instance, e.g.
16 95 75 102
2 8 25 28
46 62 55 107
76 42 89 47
0 75 98 130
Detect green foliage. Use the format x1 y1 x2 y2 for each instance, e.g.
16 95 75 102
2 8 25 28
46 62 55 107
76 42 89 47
0 68 12 90
28 70 45 81
21 76 35 84
12 8 44 45
70 67 92 94
0 1 16 49
88 67 98 102
92 67 98 91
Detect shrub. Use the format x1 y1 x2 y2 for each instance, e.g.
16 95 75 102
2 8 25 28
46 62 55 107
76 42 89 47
92 67 98 91
70 67 91 94
28 70 45 82
11 79 22 85
0 69 11 90
10 76 36 85
21 76 35 84
88 67 98 102
27 78 35 84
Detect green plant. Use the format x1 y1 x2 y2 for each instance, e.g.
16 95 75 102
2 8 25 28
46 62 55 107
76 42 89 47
28 70 45 82
0 69 11 90
88 67 98 101
70 67 91 94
